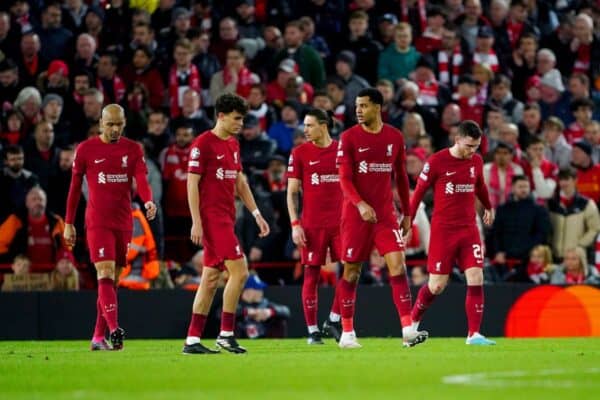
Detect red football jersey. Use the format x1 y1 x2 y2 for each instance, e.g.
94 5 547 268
70 136 147 230
187 131 241 223
161 144 191 217
287 140 342 228
336 124 409 223
411 148 491 227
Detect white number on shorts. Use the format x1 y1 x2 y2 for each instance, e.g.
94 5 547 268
472 244 483 260
392 229 403 244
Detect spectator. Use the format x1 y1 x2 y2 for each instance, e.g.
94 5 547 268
209 45 254 101
9 0 36 34
96 52 125 104
432 24 466 92
236 272 291 339
483 106 506 153
565 73 600 124
375 13 398 48
583 121 600 164
568 13 600 86
0 59 22 109
143 110 171 162
36 3 73 61
267 101 301 156
571 140 600 204
518 102 542 149
335 50 369 112
548 169 600 259
484 142 524 209
171 88 212 134
491 175 551 279
527 245 556 284
455 0 488 53
411 265 429 287
406 147 427 189
378 22 421 84
413 6 446 55
47 146 80 226
405 188 430 260
50 250 79 291
413 54 451 111
151 0 176 34
239 114 276 176
188 28 221 107
37 60 70 100
168 38 201 118
209 17 240 66
299 16 329 60
0 144 38 216
1 254 51 292
564 98 594 145
470 25 500 73
0 110 25 146
550 246 600 285
13 86 43 136
24 121 59 192
326 77 351 127
235 0 262 40
81 7 105 49
158 7 192 59
73 88 103 142
522 136 558 203
274 20 326 89
510 32 538 102
0 11 20 59
62 0 88 32
538 68 569 121
121 45 165 111
71 33 98 78
402 112 426 149
41 93 70 148
246 83 277 132
345 10 382 85
251 26 283 83
487 74 523 124
454 74 483 126
1 187 66 270
542 117 572 171
160 122 194 261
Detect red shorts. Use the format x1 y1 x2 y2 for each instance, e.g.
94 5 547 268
301 226 341 266
427 224 483 274
87 228 132 267
202 221 243 269
341 212 404 263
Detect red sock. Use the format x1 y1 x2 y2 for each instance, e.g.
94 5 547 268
338 278 357 332
302 265 320 327
331 279 341 315
187 313 208 338
389 274 413 328
92 297 108 341
466 285 484 336
220 311 235 333
98 278 118 332
411 284 437 323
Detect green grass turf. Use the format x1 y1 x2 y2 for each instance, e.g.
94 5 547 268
0 338 598 400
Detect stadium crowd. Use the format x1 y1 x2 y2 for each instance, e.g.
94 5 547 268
1 0 600 291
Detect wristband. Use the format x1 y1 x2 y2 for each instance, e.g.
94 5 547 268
291 220 301 227
252 209 261 218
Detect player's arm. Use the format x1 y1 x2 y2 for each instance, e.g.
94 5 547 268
64 146 86 249
236 172 270 238
475 158 494 226
286 177 306 247
393 141 412 236
410 160 434 221
337 137 376 223
187 172 203 245
134 147 157 221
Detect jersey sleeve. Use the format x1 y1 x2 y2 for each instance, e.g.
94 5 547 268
187 139 206 175
475 156 492 210
72 143 86 176
133 143 152 203
393 134 410 216
337 133 364 205
336 132 353 167
65 143 86 224
287 147 302 180
410 156 436 220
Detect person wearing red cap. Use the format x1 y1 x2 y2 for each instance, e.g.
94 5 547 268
406 147 428 188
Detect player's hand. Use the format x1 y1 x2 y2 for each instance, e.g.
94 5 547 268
144 201 157 221
483 208 494 226
357 201 377 223
255 214 270 237
400 216 412 241
190 222 203 245
63 224 76 249
292 225 307 247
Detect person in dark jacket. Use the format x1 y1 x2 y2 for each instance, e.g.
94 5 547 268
239 114 277 176
491 175 551 280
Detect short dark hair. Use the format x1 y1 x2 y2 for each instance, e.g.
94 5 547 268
523 102 541 113
570 97 595 112
527 136 544 147
457 120 482 139
558 168 577 180
228 44 246 57
357 88 383 106
305 107 333 130
4 144 24 158
511 175 529 185
491 73 512 88
215 93 248 116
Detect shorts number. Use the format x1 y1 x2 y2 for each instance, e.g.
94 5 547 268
472 244 483 260
393 229 403 244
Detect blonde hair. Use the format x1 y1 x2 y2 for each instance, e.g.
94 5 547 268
395 22 412 34
530 245 554 273
51 267 80 291
565 247 588 276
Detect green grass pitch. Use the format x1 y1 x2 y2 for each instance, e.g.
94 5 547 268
1 338 598 399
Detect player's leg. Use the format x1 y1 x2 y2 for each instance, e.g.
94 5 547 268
337 261 362 348
216 256 249 353
323 229 342 342
411 273 449 328
300 228 325 344
183 265 221 354
464 267 495 345
90 297 110 351
95 260 124 349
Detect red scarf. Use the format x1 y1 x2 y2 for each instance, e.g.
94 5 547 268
438 45 463 88
473 48 499 72
24 54 39 76
489 162 514 209
574 44 591 74
169 65 201 118
223 66 253 98
559 193 574 208
417 79 439 106
506 20 524 49
97 76 126 104
527 261 544 277
565 270 585 284
565 122 585 144
73 91 84 105
334 104 346 123
401 0 427 34
249 103 269 131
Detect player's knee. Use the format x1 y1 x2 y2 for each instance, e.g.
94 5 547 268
231 268 249 286
96 264 115 279
429 282 446 295
388 263 406 276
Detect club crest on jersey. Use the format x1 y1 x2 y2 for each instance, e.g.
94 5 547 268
121 155 128 168
190 148 200 159
470 166 475 178
99 247 105 258
346 248 353 258
386 144 393 156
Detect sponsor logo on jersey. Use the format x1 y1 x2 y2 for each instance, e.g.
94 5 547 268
310 173 339 185
97 171 128 184
445 182 474 194
358 161 392 174
216 167 237 180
